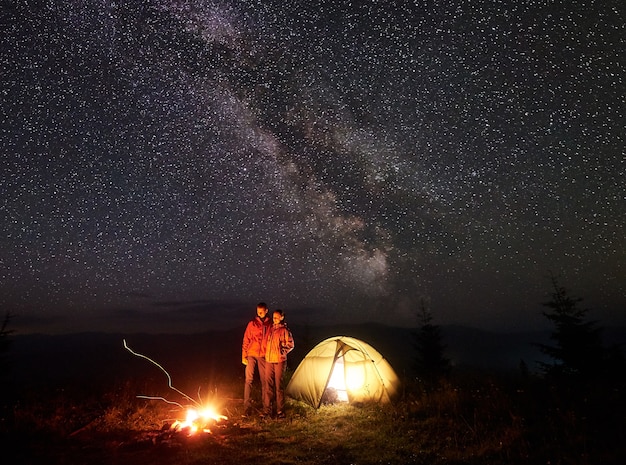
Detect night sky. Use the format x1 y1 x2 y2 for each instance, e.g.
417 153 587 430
2 0 624 334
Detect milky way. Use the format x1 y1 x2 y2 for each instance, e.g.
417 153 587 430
1 0 624 333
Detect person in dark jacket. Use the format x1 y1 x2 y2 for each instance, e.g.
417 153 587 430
241 302 271 416
262 309 294 418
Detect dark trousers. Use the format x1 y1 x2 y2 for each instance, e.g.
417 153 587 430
244 356 266 409
264 360 286 414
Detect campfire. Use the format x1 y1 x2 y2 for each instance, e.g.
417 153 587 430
123 340 229 437
171 406 227 435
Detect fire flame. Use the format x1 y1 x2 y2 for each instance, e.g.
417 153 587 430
172 406 228 435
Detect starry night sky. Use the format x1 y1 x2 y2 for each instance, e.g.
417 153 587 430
2 0 624 334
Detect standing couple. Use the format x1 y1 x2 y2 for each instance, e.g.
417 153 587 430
241 302 294 418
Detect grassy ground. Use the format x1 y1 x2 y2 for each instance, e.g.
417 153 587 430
1 371 624 465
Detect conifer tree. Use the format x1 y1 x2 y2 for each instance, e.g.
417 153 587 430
0 312 12 356
0 312 14 385
413 300 450 384
538 275 604 381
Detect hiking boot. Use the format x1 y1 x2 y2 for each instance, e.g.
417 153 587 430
276 411 285 419
242 407 253 417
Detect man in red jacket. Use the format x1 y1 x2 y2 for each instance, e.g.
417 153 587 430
241 302 271 416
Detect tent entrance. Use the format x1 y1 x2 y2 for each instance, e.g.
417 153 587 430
323 356 349 403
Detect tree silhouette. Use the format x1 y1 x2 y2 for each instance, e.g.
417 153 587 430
537 274 605 382
413 299 450 386
0 312 14 382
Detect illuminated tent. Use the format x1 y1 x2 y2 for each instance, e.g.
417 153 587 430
286 336 400 409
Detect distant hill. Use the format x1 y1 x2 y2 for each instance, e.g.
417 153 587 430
287 323 554 375
5 324 625 393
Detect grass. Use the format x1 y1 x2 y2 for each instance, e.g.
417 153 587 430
2 371 624 465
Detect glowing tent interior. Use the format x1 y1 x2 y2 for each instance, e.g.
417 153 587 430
286 336 400 409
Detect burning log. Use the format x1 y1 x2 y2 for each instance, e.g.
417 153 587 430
170 406 227 435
